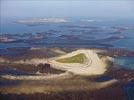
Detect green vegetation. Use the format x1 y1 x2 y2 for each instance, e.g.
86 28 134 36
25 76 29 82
56 53 86 64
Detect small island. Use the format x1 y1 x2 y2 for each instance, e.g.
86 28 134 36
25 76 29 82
16 18 67 26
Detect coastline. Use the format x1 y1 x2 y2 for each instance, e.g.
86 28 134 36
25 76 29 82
0 47 133 100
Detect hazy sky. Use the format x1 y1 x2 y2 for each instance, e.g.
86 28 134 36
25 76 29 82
1 0 134 19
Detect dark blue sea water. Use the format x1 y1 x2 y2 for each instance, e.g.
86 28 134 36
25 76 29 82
124 81 134 100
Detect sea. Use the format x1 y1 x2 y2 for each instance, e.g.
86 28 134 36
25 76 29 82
0 17 134 100
0 17 134 69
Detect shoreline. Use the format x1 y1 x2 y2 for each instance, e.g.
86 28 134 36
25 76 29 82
0 47 133 100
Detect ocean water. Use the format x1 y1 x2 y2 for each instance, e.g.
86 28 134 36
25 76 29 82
115 57 134 69
0 17 134 69
124 81 134 100
1 18 134 48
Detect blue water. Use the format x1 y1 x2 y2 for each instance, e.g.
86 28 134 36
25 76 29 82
0 17 134 69
0 66 33 76
112 29 134 51
1 18 134 49
115 57 134 69
124 81 134 100
95 76 113 82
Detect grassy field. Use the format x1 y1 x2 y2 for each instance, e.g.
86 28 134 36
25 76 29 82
56 53 86 64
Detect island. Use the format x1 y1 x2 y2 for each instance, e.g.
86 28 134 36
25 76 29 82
16 18 67 26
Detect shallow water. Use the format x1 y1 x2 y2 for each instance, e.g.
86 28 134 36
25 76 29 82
95 76 113 82
115 57 134 69
0 66 33 76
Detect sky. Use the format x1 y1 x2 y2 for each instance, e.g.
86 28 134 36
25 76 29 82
1 0 134 19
